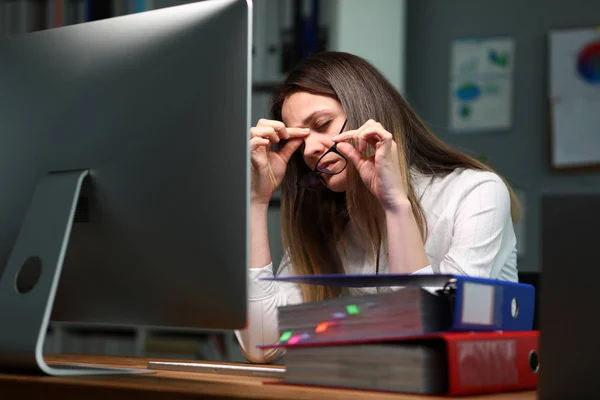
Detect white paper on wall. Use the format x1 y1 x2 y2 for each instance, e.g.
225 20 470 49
548 27 600 168
449 37 515 133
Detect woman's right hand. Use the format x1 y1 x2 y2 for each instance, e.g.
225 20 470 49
250 118 309 205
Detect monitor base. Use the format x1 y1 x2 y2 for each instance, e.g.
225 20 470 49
0 170 148 376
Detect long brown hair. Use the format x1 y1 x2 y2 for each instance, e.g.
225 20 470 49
270 51 521 303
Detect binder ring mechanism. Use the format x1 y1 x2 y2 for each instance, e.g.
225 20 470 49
438 278 457 315
511 297 519 319
529 350 540 374
441 278 457 295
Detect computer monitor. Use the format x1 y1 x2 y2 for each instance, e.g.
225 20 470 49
0 0 252 375
538 192 600 399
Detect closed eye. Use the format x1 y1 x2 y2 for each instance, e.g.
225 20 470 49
315 120 332 131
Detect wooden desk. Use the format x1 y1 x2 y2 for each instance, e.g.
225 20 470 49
0 355 536 399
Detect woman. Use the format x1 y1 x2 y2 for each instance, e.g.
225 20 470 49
237 51 520 363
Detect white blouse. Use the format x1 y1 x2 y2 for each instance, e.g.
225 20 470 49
235 167 519 363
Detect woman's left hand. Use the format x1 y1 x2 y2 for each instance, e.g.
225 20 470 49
332 119 407 212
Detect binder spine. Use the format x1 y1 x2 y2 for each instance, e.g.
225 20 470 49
444 332 539 395
451 278 535 332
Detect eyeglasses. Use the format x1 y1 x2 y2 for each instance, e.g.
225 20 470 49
297 120 348 191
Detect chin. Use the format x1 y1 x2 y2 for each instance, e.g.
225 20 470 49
325 174 348 193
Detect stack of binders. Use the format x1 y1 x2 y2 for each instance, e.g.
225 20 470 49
259 273 539 396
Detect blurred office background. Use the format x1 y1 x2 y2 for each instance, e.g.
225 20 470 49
0 0 598 361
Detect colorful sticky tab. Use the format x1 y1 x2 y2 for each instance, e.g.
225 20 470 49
288 335 300 345
279 331 293 342
346 304 360 315
315 322 329 333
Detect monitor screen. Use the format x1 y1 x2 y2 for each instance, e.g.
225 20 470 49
0 0 251 375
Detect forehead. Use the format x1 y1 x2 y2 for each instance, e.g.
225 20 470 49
281 92 342 127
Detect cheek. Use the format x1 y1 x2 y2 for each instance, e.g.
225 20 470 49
302 154 311 168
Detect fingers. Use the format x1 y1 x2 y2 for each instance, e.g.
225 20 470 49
250 136 270 151
286 127 312 138
277 138 304 164
332 119 393 152
335 142 365 169
250 137 270 169
250 126 280 143
254 118 310 141
250 118 307 169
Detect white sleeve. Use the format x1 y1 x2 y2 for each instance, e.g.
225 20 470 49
234 254 302 363
439 173 514 279
411 265 434 275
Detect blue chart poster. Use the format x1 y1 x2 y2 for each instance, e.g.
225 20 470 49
449 37 515 133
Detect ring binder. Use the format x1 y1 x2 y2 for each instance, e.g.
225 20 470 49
261 273 535 333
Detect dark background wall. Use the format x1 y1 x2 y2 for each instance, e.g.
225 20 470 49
405 0 600 272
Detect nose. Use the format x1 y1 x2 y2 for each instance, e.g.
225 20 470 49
302 133 330 165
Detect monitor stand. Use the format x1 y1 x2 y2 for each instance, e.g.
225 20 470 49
0 170 150 376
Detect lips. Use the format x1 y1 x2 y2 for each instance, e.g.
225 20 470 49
318 160 340 173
